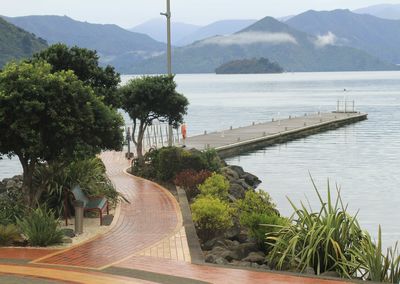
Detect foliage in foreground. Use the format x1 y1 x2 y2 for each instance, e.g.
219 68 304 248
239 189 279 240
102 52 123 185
34 157 123 216
0 189 26 225
198 173 230 200
191 195 233 241
132 147 223 182
236 190 287 249
267 180 364 277
0 60 123 207
33 43 121 108
0 224 20 246
173 169 212 200
17 205 64 247
348 226 400 283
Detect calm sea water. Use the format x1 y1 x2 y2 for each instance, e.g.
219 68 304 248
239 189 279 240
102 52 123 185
1 71 399 246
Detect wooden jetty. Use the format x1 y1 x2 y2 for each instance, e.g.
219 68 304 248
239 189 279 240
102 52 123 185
184 112 367 158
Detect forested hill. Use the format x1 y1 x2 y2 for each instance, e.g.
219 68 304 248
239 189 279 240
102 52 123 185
3 15 165 70
286 9 400 65
0 17 47 67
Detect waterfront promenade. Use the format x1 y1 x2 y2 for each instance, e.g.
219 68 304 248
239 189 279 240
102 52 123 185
0 152 349 283
185 112 367 157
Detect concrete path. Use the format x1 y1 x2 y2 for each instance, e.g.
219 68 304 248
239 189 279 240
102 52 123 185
0 151 349 283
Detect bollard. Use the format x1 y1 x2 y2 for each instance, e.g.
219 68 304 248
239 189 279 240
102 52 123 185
289 115 291 119
272 118 274 122
204 130 207 135
304 122 307 126
263 131 266 136
237 137 241 142
285 127 288 131
230 126 233 130
252 122 255 126
73 200 84 235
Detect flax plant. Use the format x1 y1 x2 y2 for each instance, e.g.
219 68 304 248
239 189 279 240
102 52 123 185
348 226 400 283
267 177 364 277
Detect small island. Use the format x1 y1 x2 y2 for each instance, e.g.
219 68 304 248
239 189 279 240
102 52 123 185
215 57 284 74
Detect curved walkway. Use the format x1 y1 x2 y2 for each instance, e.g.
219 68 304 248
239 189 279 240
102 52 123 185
34 151 183 269
0 151 348 283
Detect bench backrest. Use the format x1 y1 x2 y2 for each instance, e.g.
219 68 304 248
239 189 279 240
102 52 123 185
71 185 89 207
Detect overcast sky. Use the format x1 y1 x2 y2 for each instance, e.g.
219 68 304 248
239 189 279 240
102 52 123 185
2 0 400 28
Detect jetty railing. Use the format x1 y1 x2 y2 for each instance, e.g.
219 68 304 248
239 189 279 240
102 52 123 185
123 122 181 157
336 100 356 113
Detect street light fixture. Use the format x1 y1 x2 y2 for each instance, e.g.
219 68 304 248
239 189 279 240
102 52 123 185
161 0 174 146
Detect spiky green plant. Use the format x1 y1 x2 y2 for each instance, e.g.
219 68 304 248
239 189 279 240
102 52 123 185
17 205 64 247
348 226 388 281
387 243 400 283
348 226 400 283
267 178 364 277
34 157 126 214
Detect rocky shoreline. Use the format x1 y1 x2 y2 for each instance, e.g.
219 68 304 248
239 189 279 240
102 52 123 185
200 165 274 270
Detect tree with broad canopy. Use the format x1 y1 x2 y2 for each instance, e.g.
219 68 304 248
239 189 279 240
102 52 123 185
32 44 121 108
119 75 189 161
0 60 124 207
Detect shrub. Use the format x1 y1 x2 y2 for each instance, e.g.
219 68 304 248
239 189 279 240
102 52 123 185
174 169 212 200
131 149 158 179
267 180 364 277
202 149 224 172
235 190 277 217
191 196 233 241
180 150 208 172
156 147 184 181
242 213 289 250
132 147 224 182
0 224 20 246
17 205 64 247
0 189 26 225
235 190 284 249
198 173 230 200
35 157 123 215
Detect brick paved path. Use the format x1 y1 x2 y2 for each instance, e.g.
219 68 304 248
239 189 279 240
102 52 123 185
0 151 348 283
35 151 183 269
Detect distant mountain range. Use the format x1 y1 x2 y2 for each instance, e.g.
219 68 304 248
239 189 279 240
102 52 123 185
1 11 399 74
176 19 257 46
2 15 165 69
130 19 200 45
128 16 395 74
0 17 47 67
286 9 400 65
131 19 257 46
354 4 400 20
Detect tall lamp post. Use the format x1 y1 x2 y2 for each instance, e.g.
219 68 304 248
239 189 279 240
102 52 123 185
161 0 174 146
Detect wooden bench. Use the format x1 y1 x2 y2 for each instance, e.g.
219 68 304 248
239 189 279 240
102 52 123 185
71 185 109 226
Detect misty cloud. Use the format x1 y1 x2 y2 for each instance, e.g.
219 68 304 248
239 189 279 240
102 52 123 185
314 32 337 47
197 32 298 46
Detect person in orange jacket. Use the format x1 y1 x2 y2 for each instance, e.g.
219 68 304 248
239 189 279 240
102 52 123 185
181 123 187 146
